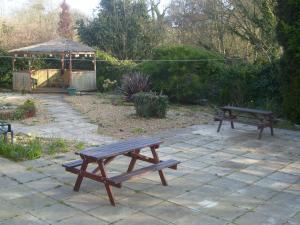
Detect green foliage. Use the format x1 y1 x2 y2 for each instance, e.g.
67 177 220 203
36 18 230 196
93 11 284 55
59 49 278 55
95 50 134 91
121 72 151 101
132 127 145 135
47 138 67 155
215 61 281 111
13 100 36 120
0 49 12 88
77 0 159 59
0 137 42 161
133 92 168 118
75 142 85 151
137 45 224 104
136 45 282 112
103 79 118 92
276 0 300 123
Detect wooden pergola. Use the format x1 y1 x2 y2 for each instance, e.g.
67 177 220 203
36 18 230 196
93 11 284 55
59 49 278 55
9 38 97 91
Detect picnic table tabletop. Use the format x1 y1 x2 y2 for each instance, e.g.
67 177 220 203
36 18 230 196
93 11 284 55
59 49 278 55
221 106 273 115
79 137 163 159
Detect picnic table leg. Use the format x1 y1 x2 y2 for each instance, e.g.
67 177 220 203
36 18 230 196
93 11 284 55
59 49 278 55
258 127 264 140
74 159 89 191
229 110 235 129
127 149 140 172
151 146 168 186
230 120 235 129
269 118 274 136
92 156 116 174
97 160 116 206
217 120 223 132
270 125 274 136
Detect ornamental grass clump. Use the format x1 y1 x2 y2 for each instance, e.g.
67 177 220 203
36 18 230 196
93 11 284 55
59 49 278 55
133 92 168 118
0 137 42 161
120 72 150 101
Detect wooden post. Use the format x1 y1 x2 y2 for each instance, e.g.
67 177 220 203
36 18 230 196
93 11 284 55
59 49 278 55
28 55 31 72
61 54 65 74
93 54 97 71
28 54 32 92
69 52 72 87
12 57 16 90
12 57 15 71
61 53 65 87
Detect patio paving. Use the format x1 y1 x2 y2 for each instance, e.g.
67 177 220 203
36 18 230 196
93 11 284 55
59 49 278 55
0 95 300 225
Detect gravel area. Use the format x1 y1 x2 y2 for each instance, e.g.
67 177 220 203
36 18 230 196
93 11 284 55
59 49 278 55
64 94 214 138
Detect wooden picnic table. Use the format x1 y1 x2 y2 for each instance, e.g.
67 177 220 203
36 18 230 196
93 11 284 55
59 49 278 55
214 106 276 139
0 121 13 143
62 137 180 206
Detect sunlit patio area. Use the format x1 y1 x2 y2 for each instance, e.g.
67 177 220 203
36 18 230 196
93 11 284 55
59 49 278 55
1 122 299 225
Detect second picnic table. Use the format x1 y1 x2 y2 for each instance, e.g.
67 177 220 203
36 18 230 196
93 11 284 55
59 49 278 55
63 137 180 206
215 106 276 139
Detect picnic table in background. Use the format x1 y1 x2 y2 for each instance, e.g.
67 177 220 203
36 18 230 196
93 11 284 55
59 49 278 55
214 106 276 139
63 137 180 206
0 121 14 143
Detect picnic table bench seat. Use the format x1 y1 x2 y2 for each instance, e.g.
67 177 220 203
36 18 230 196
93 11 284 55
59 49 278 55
62 159 83 169
108 159 179 184
215 106 276 139
63 137 180 206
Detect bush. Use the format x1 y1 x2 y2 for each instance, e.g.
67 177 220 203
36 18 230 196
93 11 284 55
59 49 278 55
103 79 118 92
96 50 134 91
120 72 151 101
277 0 300 123
213 61 281 112
137 45 224 104
136 45 282 114
133 92 168 118
0 137 42 161
13 100 36 120
0 49 12 88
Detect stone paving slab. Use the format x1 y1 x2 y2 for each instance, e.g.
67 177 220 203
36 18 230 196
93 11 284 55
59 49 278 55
1 95 300 224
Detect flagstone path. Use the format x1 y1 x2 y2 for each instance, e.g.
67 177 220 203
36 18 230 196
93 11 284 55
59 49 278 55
12 94 114 145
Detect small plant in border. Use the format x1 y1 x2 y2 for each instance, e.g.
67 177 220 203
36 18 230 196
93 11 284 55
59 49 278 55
120 72 151 101
13 99 36 120
103 79 118 92
133 92 169 118
75 142 85 150
48 138 67 155
0 136 42 161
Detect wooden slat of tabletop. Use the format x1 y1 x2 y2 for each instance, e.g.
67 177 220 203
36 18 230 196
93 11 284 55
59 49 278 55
79 137 163 160
221 106 273 115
